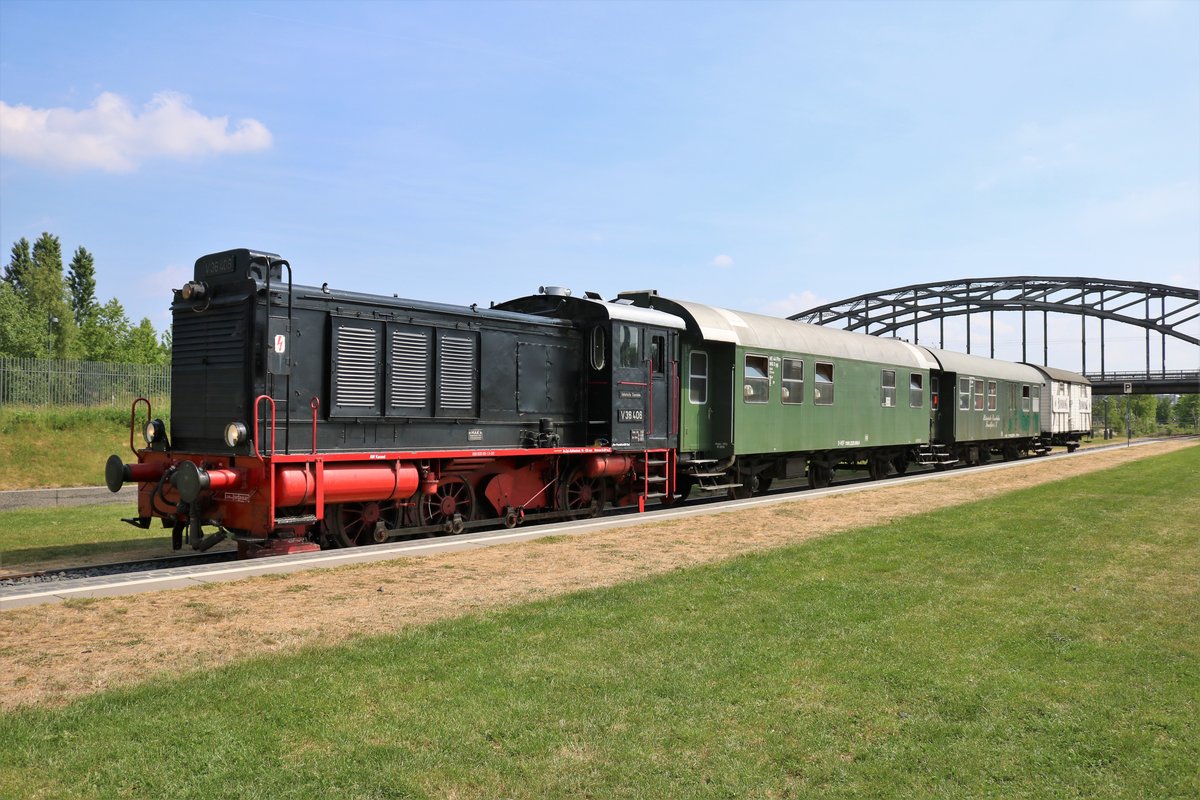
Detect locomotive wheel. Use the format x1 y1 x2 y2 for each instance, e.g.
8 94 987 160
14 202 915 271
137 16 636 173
419 476 477 529
807 464 832 489
559 470 605 517
328 500 397 547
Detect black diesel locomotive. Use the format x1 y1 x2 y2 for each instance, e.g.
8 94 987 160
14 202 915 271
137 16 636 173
106 248 1089 556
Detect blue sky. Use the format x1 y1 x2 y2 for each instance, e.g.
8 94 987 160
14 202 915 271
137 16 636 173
1 0 1197 369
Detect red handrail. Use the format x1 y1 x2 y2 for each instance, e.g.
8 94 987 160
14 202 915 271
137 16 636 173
251 394 277 461
129 397 151 456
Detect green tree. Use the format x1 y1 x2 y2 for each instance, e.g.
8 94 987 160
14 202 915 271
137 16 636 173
125 317 163 365
1173 395 1199 431
26 232 80 358
0 281 41 357
3 237 32 293
66 246 97 326
80 298 131 362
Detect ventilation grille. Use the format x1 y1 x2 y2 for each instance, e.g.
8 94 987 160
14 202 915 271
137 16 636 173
390 330 428 407
335 326 377 407
438 334 475 411
171 304 246 368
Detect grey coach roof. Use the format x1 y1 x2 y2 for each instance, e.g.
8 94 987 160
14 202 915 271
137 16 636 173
1024 363 1092 385
635 295 939 370
923 347 1045 383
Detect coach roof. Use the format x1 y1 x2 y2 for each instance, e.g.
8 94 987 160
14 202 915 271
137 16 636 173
618 292 939 370
923 347 1045 383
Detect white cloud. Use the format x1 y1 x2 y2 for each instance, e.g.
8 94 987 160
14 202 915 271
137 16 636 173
0 91 272 172
710 254 734 268
759 290 826 318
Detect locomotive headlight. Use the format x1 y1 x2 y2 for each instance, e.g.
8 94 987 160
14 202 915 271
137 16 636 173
180 280 209 301
143 419 166 445
224 421 247 448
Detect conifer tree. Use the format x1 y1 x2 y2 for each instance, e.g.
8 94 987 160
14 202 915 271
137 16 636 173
3 237 32 292
66 246 98 325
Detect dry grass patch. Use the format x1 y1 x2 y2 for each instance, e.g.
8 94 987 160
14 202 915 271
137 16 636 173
1 440 1194 710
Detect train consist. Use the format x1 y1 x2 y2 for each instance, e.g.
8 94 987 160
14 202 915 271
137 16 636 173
106 249 1092 556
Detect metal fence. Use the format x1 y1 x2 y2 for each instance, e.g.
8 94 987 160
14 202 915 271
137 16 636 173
0 357 170 407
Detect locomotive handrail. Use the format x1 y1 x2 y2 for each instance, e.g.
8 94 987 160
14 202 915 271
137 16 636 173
262 256 293 454
129 397 151 457
251 394 277 461
310 396 320 456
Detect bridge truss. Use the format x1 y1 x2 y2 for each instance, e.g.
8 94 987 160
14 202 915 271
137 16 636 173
789 277 1199 395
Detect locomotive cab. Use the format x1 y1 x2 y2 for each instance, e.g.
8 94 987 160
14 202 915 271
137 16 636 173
494 289 685 452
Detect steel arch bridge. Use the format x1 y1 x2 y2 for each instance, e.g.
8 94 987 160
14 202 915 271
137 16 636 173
788 277 1200 395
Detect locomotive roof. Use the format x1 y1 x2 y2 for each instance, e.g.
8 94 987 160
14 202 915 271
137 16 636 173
922 347 1046 383
493 293 686 329
620 293 939 370
1023 363 1092 385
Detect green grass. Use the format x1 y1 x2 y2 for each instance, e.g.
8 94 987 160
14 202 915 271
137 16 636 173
0 405 168 490
2 448 1197 798
0 504 167 568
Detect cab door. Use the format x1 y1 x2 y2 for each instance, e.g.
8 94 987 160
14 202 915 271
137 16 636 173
611 322 649 448
646 328 673 445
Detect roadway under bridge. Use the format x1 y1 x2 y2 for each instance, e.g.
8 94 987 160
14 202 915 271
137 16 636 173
790 277 1199 396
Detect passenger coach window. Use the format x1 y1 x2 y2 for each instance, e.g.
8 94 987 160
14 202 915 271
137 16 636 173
910 373 924 408
931 375 940 409
618 325 639 368
1022 385 1032 412
814 362 834 405
974 379 985 411
959 377 971 410
880 370 896 408
689 351 708 404
782 358 803 404
590 327 606 370
987 381 997 411
744 354 769 403
1031 385 1040 413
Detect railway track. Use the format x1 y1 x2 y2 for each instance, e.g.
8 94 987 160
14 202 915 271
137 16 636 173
0 550 238 587
1 437 1191 611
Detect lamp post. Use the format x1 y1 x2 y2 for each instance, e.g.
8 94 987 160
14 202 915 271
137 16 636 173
47 315 58 405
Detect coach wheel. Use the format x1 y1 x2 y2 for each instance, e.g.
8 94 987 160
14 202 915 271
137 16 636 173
978 448 991 465
560 470 605 517
752 475 773 496
892 455 909 475
1003 444 1020 462
867 457 889 481
328 500 397 547
419 475 477 528
807 463 832 490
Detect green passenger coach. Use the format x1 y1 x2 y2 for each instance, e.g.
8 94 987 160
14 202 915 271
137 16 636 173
620 291 940 497
924 348 1044 464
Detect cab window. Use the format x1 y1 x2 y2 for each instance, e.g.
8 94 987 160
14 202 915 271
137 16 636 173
618 325 639 368
590 327 606 370
650 335 665 374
